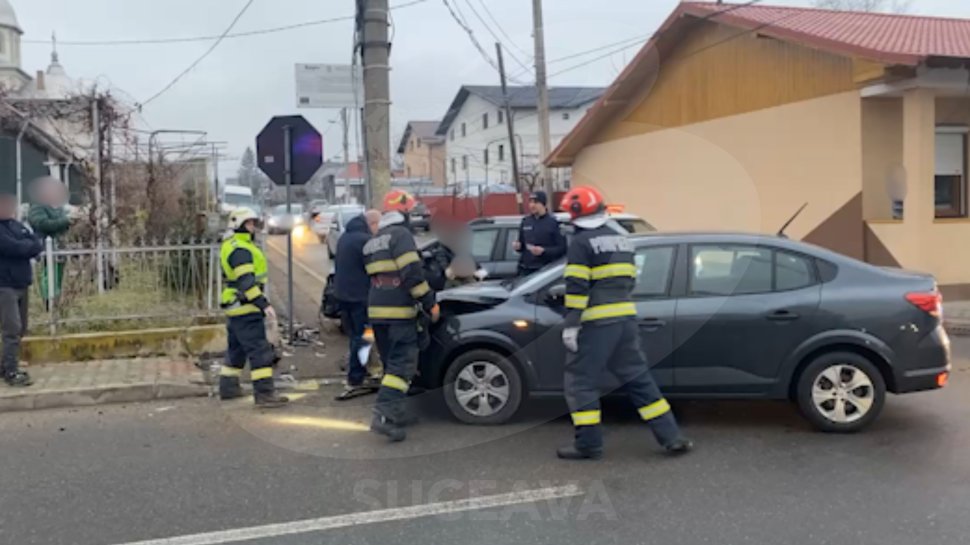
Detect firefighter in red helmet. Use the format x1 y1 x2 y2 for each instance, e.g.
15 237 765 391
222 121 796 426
362 190 440 441
557 185 692 459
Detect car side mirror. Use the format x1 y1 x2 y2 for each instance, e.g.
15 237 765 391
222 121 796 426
545 284 566 305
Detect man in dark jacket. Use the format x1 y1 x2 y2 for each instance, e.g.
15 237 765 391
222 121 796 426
0 194 43 387
514 191 566 276
334 210 382 392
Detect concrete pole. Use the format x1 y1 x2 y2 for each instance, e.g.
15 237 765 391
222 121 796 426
92 97 105 295
531 0 553 196
496 43 525 214
360 0 391 208
341 107 351 203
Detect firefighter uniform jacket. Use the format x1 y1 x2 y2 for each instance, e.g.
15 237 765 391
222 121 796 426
220 232 270 317
363 214 436 323
563 224 637 327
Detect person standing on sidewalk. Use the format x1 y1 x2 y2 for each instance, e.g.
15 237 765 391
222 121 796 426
218 207 288 408
27 177 72 309
0 194 43 387
363 190 439 441
334 209 382 400
513 191 566 276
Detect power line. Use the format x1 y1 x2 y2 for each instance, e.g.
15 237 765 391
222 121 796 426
474 0 530 60
440 0 528 84
138 0 255 108
459 0 531 74
25 0 430 47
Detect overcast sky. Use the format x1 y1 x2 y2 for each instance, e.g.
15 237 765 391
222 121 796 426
14 0 970 175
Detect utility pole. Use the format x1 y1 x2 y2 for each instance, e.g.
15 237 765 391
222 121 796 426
496 43 525 214
531 0 553 196
341 107 351 203
358 0 391 207
211 143 219 211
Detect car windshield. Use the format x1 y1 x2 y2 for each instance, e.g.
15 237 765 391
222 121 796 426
224 194 253 206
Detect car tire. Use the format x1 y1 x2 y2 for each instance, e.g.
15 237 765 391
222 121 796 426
443 349 523 425
795 351 886 433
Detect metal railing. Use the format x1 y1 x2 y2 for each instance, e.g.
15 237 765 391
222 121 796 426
31 237 223 335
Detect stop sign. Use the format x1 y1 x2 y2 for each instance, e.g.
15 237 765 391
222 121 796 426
256 115 323 186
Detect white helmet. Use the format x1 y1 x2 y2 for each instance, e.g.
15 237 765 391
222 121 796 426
228 207 261 231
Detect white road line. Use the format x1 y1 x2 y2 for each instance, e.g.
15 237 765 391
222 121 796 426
265 238 327 284
112 485 584 545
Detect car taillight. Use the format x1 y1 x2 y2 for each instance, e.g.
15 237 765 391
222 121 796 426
905 291 942 317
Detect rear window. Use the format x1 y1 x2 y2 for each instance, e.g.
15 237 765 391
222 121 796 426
616 218 655 234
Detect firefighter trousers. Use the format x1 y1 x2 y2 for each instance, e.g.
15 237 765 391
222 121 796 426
221 313 276 397
564 319 682 451
373 322 419 424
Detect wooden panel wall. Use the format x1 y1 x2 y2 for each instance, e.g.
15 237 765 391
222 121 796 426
594 20 863 144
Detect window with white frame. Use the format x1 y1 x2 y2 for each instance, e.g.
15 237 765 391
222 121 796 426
935 126 968 218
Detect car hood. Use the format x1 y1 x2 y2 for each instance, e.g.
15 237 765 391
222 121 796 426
437 281 510 305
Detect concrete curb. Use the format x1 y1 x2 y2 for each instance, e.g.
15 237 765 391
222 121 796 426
946 322 970 337
0 382 209 413
22 325 227 364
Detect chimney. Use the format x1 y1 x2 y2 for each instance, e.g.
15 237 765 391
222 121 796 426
35 71 45 91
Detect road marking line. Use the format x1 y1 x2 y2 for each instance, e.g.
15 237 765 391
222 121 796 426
112 484 583 545
265 238 327 284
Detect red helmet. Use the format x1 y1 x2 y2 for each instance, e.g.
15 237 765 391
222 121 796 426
560 186 605 220
382 190 417 213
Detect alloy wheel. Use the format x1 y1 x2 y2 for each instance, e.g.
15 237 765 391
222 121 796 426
453 361 511 417
811 364 875 424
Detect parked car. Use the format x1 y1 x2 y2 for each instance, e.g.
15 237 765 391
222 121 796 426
418 232 951 433
418 213 655 281
266 203 306 235
323 205 367 255
410 201 430 232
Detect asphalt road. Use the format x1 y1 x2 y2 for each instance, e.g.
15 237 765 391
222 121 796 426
2 336 969 545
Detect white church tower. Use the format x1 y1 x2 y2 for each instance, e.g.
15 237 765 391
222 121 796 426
0 0 29 91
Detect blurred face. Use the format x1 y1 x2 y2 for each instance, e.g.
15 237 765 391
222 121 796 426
529 199 546 216
244 219 257 234
0 196 17 219
365 210 382 235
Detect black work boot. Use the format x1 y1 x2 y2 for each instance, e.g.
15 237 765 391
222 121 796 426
218 376 244 400
557 445 603 460
665 437 694 456
4 371 32 388
254 391 289 408
370 413 406 442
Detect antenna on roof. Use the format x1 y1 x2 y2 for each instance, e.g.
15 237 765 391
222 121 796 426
777 202 808 239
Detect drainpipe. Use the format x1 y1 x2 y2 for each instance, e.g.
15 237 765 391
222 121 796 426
15 119 30 221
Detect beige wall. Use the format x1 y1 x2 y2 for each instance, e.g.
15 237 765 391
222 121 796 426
572 91 864 246
401 135 446 186
861 98 903 221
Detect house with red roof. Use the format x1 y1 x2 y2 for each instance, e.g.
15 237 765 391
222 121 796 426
547 2 970 297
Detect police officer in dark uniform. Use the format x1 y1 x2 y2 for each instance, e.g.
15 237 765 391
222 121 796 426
514 191 566 276
363 190 439 441
557 186 692 459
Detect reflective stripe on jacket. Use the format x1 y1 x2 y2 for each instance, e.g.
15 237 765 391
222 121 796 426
363 221 435 323
563 225 637 326
220 233 269 317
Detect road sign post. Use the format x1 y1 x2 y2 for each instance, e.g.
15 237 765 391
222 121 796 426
256 116 323 344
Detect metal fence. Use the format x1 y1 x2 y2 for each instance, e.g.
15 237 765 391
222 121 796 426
31 238 223 335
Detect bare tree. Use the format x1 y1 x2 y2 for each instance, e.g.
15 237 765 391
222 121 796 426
813 0 911 13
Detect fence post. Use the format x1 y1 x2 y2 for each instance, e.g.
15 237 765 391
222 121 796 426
95 238 105 295
207 240 215 312
45 237 56 336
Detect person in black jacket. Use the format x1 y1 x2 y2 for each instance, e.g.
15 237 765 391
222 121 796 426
513 191 566 276
334 210 381 392
0 194 43 387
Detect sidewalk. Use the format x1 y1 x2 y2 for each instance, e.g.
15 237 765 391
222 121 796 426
0 359 208 413
946 300 970 336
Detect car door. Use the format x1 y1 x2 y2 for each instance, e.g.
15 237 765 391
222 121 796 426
469 227 504 279
673 243 822 394
526 244 678 392
629 243 679 389
490 226 522 279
